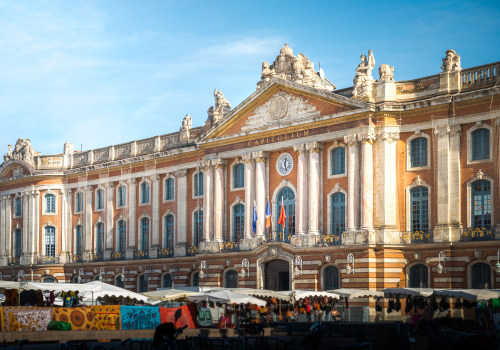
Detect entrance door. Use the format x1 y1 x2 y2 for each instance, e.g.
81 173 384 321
264 259 290 291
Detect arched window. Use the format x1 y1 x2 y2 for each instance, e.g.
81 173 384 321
194 172 204 196
14 228 22 259
233 163 244 188
138 274 148 293
96 222 104 256
45 226 56 257
233 204 244 242
331 193 345 234
165 178 174 200
410 186 429 232
409 264 428 288
410 137 428 167
75 192 84 213
276 187 295 235
140 181 150 204
46 194 56 213
14 197 22 217
42 276 57 283
225 270 238 288
192 272 199 287
194 210 203 246
75 225 84 255
471 128 490 161
164 214 174 249
96 188 104 210
471 180 491 228
331 147 345 175
324 266 339 290
140 217 150 250
118 220 126 252
471 263 491 289
163 274 173 288
117 185 126 207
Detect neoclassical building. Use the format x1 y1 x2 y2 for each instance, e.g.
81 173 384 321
0 45 499 298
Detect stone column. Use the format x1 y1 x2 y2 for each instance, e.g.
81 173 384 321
175 169 188 256
242 154 255 239
449 124 462 239
373 127 399 243
213 159 226 242
65 190 73 261
5 195 12 261
33 190 40 262
358 127 375 231
0 196 6 264
202 160 213 242
127 179 136 255
27 190 36 263
253 151 268 238
293 144 307 235
59 189 69 263
306 142 322 235
22 193 29 257
151 174 160 249
84 185 93 259
105 182 114 256
344 134 359 231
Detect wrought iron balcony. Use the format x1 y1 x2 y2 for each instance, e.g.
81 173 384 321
8 257 20 265
36 256 59 264
461 227 494 242
92 253 104 262
318 233 343 246
111 251 125 261
266 232 291 244
401 231 433 244
157 248 174 258
186 245 199 256
133 249 149 260
221 241 240 252
72 254 83 263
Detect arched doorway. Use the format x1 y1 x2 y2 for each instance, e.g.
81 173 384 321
264 259 290 291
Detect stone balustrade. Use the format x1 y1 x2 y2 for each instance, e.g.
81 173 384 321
461 62 500 88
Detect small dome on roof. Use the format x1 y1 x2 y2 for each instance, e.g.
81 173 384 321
280 43 293 56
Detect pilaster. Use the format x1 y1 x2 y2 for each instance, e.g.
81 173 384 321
127 179 137 254
65 190 73 261
293 144 307 235
344 134 359 231
84 185 93 260
152 174 160 247
213 159 226 242
59 188 69 263
174 169 188 256
358 127 375 232
253 151 268 237
242 153 255 239
105 182 114 252
0 196 7 265
202 160 213 242
306 141 322 235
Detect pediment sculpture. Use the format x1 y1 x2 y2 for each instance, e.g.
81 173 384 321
206 89 231 128
353 50 376 99
4 138 40 165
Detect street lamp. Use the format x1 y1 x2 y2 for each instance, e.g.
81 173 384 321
16 270 25 281
98 268 105 281
199 261 207 278
119 267 126 282
437 251 446 274
346 253 355 275
495 249 500 274
77 268 84 283
294 256 303 277
240 259 249 278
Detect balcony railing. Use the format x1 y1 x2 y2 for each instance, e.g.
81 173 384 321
72 254 83 263
401 231 433 245
111 251 125 261
8 257 20 265
221 241 240 253
36 256 59 264
157 248 174 258
92 253 104 262
461 227 494 242
265 232 291 244
318 233 343 246
186 245 199 256
133 249 149 260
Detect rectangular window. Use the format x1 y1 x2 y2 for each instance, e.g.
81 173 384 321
411 137 427 168
96 189 104 210
45 227 56 257
141 182 150 204
331 148 345 175
194 172 204 197
75 192 83 213
165 178 174 200
14 197 22 217
233 164 244 188
46 194 56 213
118 186 126 207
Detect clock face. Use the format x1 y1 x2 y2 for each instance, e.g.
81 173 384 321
277 153 294 176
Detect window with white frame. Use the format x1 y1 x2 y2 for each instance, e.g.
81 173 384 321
330 147 345 175
117 220 126 253
140 181 150 204
194 210 203 246
331 192 345 234
233 163 244 189
75 225 84 256
75 191 84 213
96 188 105 210
45 226 56 257
14 196 22 217
164 214 174 249
165 177 174 201
233 204 244 242
140 217 150 250
45 193 56 214
471 128 490 161
194 172 203 197
117 185 126 208
410 137 428 168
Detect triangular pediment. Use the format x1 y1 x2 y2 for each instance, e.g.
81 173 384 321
202 78 369 140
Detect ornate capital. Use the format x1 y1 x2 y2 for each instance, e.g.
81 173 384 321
293 144 306 155
87 185 93 191
212 158 227 169
105 182 115 189
449 124 461 136
200 159 212 171
305 141 323 153
252 151 269 162
174 169 188 177
241 153 253 164
343 134 358 146
127 178 136 185
376 127 400 143
357 127 376 144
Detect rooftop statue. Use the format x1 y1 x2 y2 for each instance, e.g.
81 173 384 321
353 50 376 99
206 89 232 128
3 138 40 164
179 114 192 142
257 43 335 91
379 64 395 82
441 49 461 72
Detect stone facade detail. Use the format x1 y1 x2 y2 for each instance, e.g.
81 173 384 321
4 138 40 165
353 50 375 100
179 114 192 142
206 89 231 128
378 64 394 82
441 49 461 72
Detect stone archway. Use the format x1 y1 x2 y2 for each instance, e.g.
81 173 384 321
264 259 290 291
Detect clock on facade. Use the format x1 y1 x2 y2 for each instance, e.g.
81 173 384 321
276 153 294 176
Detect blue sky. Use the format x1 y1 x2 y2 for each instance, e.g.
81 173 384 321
0 0 499 155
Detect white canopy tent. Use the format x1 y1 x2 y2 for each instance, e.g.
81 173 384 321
381 288 434 297
434 289 500 301
281 290 341 302
228 288 289 300
187 289 267 306
0 280 100 293
329 288 384 299
81 281 157 304
142 288 202 301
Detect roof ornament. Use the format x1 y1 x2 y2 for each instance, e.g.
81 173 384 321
441 49 461 72
353 49 376 100
3 138 40 165
206 89 231 128
180 114 192 142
